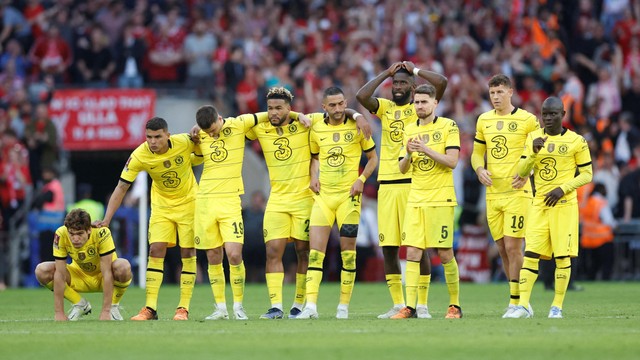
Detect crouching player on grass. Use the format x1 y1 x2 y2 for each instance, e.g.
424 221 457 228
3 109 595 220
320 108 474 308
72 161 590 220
35 209 132 321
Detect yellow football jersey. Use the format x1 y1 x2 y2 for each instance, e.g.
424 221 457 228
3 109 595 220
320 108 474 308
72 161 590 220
474 108 539 199
374 98 416 182
120 134 198 209
521 128 592 207
246 120 312 202
402 117 460 207
309 113 376 194
196 113 262 197
53 226 116 275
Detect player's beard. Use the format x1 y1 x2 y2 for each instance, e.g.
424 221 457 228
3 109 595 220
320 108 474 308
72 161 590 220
392 90 411 104
270 114 288 127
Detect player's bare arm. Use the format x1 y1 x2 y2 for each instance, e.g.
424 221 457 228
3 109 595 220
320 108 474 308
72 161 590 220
96 180 131 227
351 147 377 197
345 108 372 140
99 254 115 320
544 187 565 207
309 155 320 194
356 62 404 112
402 61 448 101
399 138 414 174
53 259 69 321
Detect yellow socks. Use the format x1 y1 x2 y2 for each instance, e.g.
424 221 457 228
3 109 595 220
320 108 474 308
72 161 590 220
292 273 306 309
305 250 325 305
405 260 420 309
229 262 245 304
417 274 431 307
145 257 164 310
552 257 572 309
443 258 460 307
112 278 131 304
518 256 539 307
509 279 520 306
386 274 405 306
266 272 284 309
177 256 196 310
208 263 226 306
45 280 81 304
339 250 356 306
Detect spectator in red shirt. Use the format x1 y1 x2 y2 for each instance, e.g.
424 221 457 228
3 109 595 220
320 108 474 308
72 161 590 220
28 25 72 83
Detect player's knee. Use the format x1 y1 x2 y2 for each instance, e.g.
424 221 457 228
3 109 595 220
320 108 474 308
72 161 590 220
227 252 243 265
555 256 571 269
34 262 54 283
112 259 132 280
438 248 454 263
339 224 359 238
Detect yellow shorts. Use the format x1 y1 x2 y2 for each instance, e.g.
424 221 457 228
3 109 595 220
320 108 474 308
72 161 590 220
377 183 410 247
310 191 361 230
486 196 531 240
525 203 579 259
149 200 195 248
68 264 105 293
264 195 313 242
402 206 454 249
194 196 243 250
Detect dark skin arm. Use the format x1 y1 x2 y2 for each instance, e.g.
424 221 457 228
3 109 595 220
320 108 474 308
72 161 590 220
402 61 448 101
356 62 404 112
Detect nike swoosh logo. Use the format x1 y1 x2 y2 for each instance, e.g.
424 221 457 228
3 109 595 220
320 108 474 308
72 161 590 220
320 137 327 141
150 166 157 169
485 125 492 129
438 239 446 243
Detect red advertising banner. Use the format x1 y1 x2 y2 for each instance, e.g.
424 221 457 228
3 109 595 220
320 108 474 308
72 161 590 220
49 89 156 151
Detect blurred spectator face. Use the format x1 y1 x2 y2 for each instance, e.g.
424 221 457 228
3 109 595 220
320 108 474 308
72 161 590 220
90 27 106 48
414 93 437 119
488 84 513 113
266 98 291 127
35 103 48 120
391 72 414 104
47 26 60 39
145 127 170 153
193 20 206 35
6 39 22 55
250 191 266 211
322 93 347 122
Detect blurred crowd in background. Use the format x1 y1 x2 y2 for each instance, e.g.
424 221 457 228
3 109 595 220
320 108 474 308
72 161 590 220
1 0 640 288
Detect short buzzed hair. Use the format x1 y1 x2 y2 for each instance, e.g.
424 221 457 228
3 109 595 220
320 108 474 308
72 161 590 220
195 105 219 129
266 87 294 104
488 74 512 88
146 117 168 131
415 84 436 98
323 86 344 99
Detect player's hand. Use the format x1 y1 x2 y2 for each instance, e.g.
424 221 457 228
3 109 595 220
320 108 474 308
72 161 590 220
532 136 547 153
310 178 320 194
350 179 364 197
99 309 111 321
476 167 493 187
544 187 564 207
387 62 403 76
298 113 312 128
190 125 202 144
55 312 69 321
512 174 527 189
402 61 417 74
92 220 108 228
354 113 372 140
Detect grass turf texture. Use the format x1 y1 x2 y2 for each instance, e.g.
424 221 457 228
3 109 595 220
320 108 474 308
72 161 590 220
1 282 639 360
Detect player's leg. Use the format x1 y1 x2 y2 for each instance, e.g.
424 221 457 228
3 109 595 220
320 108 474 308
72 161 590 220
417 250 432 318
428 207 461 319
337 231 357 319
298 194 336 319
35 261 85 312
548 204 579 318
291 238 309 316
204 246 228 319
487 198 516 315
377 184 409 318
219 198 247 320
175 201 197 319
262 237 287 319
289 202 311 317
391 206 425 319
110 258 132 320
261 209 289 319
503 197 528 312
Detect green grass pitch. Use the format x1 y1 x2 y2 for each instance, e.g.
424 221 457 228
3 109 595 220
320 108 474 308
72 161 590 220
1 282 639 360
